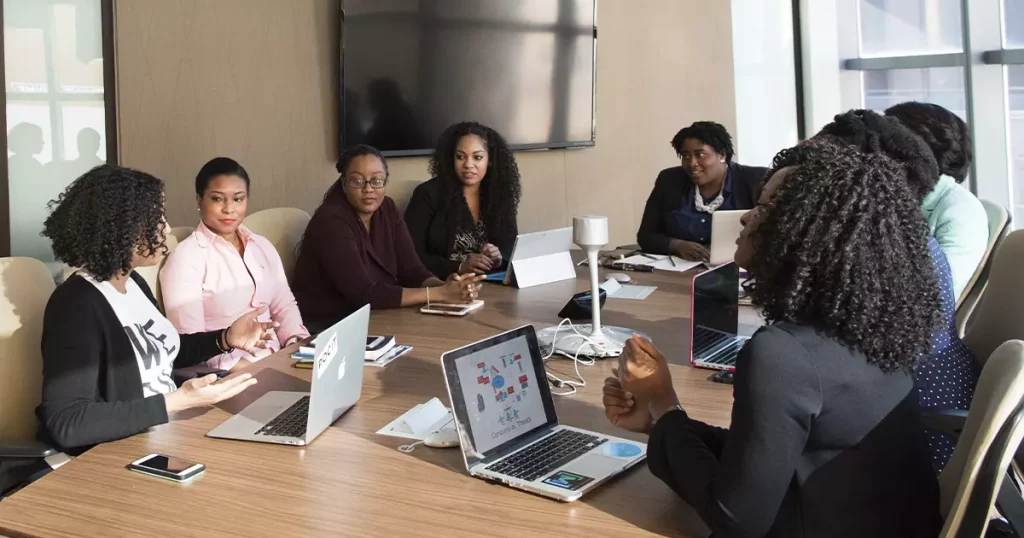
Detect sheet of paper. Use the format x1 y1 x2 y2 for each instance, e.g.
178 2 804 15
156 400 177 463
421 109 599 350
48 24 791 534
377 399 456 440
609 284 657 300
617 254 704 273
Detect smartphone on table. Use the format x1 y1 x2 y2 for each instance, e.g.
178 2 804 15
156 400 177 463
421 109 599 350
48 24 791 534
420 300 484 317
128 453 205 483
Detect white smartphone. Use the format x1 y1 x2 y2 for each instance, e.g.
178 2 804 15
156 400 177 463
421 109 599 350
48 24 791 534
128 453 206 483
420 300 484 317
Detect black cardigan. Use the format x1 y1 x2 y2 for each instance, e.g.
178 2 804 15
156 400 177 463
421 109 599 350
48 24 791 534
647 323 941 537
637 162 768 254
403 176 517 279
37 272 222 454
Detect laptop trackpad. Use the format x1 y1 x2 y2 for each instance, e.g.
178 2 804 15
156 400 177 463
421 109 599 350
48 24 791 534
226 392 305 428
559 452 634 479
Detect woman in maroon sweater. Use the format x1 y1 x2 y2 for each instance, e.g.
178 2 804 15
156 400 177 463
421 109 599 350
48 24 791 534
293 145 483 332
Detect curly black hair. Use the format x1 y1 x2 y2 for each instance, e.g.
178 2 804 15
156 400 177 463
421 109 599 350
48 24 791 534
815 109 940 202
670 121 734 162
428 121 521 234
884 101 972 183
746 139 942 373
42 164 168 281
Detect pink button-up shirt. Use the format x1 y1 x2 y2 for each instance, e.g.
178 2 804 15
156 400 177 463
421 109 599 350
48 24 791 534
160 222 308 370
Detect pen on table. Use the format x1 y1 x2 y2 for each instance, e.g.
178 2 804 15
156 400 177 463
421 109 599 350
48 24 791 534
668 254 677 267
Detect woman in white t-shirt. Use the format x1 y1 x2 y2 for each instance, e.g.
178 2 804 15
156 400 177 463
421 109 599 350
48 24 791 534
36 164 276 454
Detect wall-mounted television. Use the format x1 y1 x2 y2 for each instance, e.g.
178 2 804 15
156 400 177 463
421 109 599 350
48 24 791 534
340 0 597 157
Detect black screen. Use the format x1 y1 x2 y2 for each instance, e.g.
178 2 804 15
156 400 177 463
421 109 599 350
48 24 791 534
139 455 196 474
693 263 739 335
340 0 596 156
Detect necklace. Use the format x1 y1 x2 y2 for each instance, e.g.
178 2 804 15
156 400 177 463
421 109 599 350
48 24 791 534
694 188 724 213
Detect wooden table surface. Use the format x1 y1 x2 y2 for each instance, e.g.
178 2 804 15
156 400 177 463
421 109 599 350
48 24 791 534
0 266 758 538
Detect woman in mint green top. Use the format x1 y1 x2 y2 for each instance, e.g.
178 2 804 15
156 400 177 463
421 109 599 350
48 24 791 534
887 102 989 300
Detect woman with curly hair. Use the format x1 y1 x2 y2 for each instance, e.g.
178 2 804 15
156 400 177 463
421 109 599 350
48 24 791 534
817 110 980 470
293 145 483 332
602 140 942 537
38 165 274 454
637 121 767 261
885 101 988 299
403 121 521 278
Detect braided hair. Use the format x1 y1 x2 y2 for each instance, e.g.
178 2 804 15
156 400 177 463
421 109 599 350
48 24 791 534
885 101 972 183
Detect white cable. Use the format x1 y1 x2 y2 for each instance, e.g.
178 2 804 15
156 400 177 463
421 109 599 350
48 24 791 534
543 318 601 397
398 441 423 453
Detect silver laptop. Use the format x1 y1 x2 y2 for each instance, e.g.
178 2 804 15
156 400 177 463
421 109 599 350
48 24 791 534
206 305 369 446
689 262 748 371
441 325 646 502
709 209 746 267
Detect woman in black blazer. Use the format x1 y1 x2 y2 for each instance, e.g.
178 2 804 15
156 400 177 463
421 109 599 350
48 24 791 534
637 121 767 261
404 121 522 279
36 165 275 454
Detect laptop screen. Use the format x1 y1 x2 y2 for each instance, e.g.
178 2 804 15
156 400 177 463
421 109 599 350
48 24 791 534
443 326 558 466
692 262 740 337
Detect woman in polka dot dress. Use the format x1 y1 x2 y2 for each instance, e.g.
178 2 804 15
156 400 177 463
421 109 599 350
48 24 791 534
917 236 979 472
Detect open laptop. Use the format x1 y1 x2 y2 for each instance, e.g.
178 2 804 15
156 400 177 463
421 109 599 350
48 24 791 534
441 325 646 502
690 262 748 371
709 209 746 267
485 227 575 288
206 305 369 446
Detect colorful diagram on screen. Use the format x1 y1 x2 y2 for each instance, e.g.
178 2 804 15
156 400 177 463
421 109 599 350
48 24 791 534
475 353 530 426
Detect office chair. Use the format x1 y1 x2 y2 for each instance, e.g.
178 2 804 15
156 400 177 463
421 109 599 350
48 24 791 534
956 200 1011 337
932 341 1024 536
243 207 311 283
0 258 58 498
169 226 195 244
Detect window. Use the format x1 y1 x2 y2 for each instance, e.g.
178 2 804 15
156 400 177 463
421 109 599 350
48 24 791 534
5 1 107 262
862 67 966 115
859 0 963 56
1009 65 1024 224
1006 0 1024 48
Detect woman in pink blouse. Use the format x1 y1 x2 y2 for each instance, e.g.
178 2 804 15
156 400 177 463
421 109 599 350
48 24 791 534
161 157 309 371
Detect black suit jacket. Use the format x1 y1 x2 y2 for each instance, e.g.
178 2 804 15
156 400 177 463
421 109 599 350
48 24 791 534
636 162 768 254
37 272 221 453
403 177 518 279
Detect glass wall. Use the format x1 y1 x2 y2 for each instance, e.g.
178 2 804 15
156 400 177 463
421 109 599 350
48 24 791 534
5 0 107 262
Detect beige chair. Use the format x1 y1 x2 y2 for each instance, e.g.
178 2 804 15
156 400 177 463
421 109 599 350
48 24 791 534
243 207 311 282
0 258 55 445
956 200 1011 337
963 229 1024 364
169 226 195 244
936 340 1024 537
60 233 179 313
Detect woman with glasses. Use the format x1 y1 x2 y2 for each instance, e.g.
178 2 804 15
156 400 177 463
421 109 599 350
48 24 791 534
292 144 483 332
403 121 521 278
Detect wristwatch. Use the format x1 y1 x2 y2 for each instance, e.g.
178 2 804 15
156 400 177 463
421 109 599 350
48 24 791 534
651 403 684 429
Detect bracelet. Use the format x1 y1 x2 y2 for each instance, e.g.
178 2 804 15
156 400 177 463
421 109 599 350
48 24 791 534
216 329 233 352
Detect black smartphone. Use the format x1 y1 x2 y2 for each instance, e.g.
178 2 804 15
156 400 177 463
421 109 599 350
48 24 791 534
128 454 205 483
709 370 735 384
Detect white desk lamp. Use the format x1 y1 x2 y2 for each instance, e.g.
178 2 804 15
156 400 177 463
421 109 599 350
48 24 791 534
537 216 637 359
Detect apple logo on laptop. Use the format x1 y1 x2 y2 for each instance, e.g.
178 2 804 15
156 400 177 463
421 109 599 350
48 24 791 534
337 355 347 380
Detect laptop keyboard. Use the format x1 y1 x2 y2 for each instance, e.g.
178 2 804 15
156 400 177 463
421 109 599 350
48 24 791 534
693 327 744 367
255 396 310 438
485 429 607 482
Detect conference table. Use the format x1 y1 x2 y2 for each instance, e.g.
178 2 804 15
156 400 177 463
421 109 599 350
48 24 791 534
0 263 760 538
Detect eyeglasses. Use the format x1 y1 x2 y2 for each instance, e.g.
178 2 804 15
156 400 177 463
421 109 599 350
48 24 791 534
344 177 388 190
